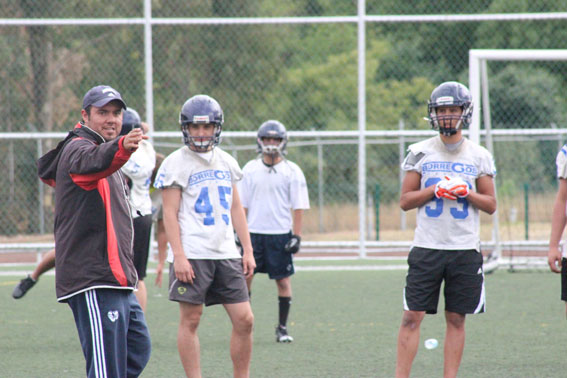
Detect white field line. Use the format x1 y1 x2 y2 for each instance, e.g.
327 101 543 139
295 265 408 271
0 256 549 277
0 264 409 277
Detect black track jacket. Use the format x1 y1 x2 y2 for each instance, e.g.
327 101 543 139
38 123 138 302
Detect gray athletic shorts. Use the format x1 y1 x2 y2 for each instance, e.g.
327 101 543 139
168 259 249 306
403 247 485 315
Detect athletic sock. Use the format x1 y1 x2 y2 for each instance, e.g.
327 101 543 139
278 296 292 327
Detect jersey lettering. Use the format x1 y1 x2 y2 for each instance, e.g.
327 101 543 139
422 161 478 177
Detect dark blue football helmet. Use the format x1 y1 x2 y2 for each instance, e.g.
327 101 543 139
179 95 223 151
119 108 142 136
257 120 288 156
427 81 473 136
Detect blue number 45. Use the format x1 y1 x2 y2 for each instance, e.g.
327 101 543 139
194 186 232 225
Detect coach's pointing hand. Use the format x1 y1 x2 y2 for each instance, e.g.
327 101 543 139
122 128 148 151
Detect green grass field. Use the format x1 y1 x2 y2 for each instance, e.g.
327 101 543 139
0 261 565 377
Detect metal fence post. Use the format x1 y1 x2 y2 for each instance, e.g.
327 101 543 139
374 184 380 241
317 134 324 232
524 182 529 240
37 139 44 234
398 119 406 231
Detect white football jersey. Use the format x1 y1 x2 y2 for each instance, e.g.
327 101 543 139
556 144 567 179
238 158 310 234
401 136 496 250
556 145 567 257
154 146 243 261
121 140 156 217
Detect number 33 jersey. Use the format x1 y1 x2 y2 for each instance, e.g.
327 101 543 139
401 136 496 251
154 146 243 260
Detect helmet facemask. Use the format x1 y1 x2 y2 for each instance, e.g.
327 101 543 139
258 137 286 157
181 123 222 152
258 136 286 171
428 104 472 136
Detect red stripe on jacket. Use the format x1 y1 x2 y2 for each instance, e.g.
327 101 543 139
41 178 56 187
97 178 128 286
70 136 131 190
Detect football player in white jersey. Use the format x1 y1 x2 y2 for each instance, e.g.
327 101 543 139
120 108 156 312
396 82 497 378
548 144 567 314
238 120 310 343
154 95 255 378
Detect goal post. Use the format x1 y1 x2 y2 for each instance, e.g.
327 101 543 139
469 49 567 272
469 49 567 144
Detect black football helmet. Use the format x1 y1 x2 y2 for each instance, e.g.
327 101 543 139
427 81 473 136
119 108 142 136
257 120 288 156
179 95 223 151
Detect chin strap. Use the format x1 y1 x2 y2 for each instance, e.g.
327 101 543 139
262 156 277 173
439 123 462 136
262 153 286 173
439 128 458 136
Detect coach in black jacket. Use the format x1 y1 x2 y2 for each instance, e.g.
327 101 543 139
38 85 151 378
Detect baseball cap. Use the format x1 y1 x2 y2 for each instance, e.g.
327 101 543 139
82 85 126 110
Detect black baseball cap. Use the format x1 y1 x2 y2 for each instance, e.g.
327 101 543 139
82 85 126 110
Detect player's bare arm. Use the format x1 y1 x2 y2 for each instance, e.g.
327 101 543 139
467 175 497 215
400 171 436 211
154 218 167 287
230 185 256 278
292 209 304 236
548 179 567 273
162 187 195 283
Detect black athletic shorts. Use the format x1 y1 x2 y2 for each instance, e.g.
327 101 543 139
403 246 485 315
133 214 153 280
561 258 567 301
250 232 294 280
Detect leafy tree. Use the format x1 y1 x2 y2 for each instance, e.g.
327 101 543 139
488 65 566 129
20 0 50 131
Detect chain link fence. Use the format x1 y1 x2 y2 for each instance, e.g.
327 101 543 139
1 1 567 253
